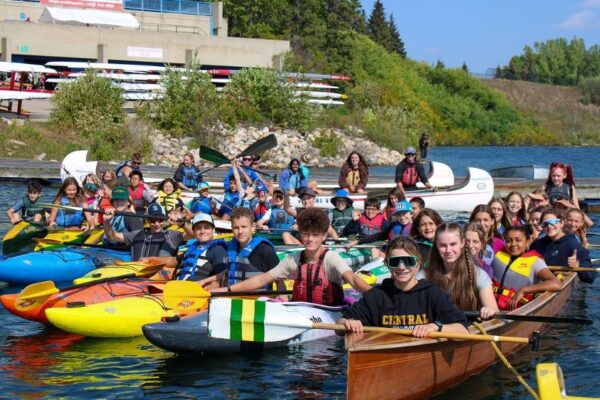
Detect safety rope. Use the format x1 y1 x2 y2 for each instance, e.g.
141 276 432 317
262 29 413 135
472 322 540 400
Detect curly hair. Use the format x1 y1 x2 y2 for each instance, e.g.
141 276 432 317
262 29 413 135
297 207 330 234
231 206 255 223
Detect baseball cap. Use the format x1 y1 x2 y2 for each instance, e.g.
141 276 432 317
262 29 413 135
273 188 285 196
394 200 413 215
147 203 167 219
83 182 98 193
330 189 353 206
110 186 129 202
197 182 210 191
299 187 316 198
404 147 417 155
191 212 214 227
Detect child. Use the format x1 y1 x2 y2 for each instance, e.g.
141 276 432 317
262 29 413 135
492 226 560 310
253 188 271 221
6 180 44 224
383 187 404 222
329 189 355 236
344 198 389 238
409 197 425 219
188 182 218 216
541 162 579 209
128 171 153 214
47 177 96 231
463 223 493 279
218 160 244 220
488 197 510 237
351 201 414 246
153 178 184 213
505 191 527 226
257 188 295 232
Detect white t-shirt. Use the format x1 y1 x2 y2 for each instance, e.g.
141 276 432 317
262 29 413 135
268 251 351 286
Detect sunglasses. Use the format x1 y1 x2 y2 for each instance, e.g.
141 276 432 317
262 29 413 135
406 154 416 157
274 194 284 200
149 218 163 224
132 162 141 166
541 218 560 228
243 157 253 161
385 255 418 269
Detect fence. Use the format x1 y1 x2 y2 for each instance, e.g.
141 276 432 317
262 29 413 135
123 0 211 16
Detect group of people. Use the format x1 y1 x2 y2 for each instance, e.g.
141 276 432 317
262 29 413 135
4 147 596 339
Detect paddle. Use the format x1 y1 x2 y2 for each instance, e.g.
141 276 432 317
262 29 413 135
78 261 166 280
38 203 162 220
17 273 138 302
548 266 600 273
207 298 539 348
199 134 278 175
163 280 292 312
464 311 593 325
200 145 276 180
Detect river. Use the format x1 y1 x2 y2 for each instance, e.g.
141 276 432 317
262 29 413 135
0 146 598 399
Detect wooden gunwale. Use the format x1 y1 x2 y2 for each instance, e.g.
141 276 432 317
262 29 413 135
346 273 578 400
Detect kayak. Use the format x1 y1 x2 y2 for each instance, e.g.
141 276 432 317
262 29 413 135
0 278 165 324
537 363 598 400
0 247 129 284
2 221 48 255
45 295 177 338
72 260 166 285
354 258 389 284
142 301 341 354
33 228 105 251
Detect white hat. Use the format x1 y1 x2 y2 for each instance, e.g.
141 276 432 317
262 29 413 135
191 213 214 227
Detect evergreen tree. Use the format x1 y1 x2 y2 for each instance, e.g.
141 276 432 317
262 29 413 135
461 62 469 73
387 14 406 58
367 0 393 51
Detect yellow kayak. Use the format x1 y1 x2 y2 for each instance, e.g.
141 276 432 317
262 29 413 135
277 271 377 291
34 228 104 250
537 363 597 400
45 296 177 338
72 260 166 285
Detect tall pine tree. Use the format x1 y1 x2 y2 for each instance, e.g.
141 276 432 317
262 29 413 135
387 14 406 58
367 0 393 51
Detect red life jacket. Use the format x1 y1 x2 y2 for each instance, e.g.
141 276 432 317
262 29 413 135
401 164 418 187
254 202 269 220
292 250 344 306
358 213 386 236
128 184 145 209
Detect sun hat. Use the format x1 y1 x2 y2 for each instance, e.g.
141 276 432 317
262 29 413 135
197 182 210 191
110 186 129 202
394 200 413 215
191 212 214 227
147 203 167 219
330 189 354 207
404 146 417 155
299 187 316 198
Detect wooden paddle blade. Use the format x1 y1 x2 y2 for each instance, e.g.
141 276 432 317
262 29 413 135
18 281 59 301
163 280 210 312
200 146 229 165
237 134 277 158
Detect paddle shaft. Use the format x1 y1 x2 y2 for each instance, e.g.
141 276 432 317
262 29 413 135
213 290 292 298
39 203 159 220
464 311 593 325
313 323 530 344
548 266 600 273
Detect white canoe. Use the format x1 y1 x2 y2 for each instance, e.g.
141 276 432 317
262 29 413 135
0 91 53 100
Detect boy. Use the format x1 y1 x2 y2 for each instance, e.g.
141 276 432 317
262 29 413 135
6 180 44 224
257 188 295 232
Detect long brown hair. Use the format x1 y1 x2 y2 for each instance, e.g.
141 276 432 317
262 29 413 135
427 223 480 311
469 204 496 245
410 208 444 239
384 187 405 221
54 177 84 206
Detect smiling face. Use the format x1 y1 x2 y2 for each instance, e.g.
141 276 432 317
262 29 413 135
388 195 398 206
388 248 420 287
417 215 437 240
162 181 175 195
436 230 464 266
290 160 300 171
541 213 563 240
130 174 141 188
300 230 327 253
465 231 483 257
27 191 41 202
505 229 528 257
530 211 543 232
489 201 504 222
564 211 584 234
350 153 360 168
183 155 193 166
300 195 315 208
232 216 253 246
473 212 493 234
396 211 412 226
193 221 214 243
65 183 78 199
335 198 348 211
551 167 566 186
507 194 523 214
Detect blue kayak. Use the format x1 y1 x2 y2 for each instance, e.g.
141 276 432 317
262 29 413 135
0 247 130 284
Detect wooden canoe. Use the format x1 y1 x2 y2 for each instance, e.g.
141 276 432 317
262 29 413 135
346 272 578 400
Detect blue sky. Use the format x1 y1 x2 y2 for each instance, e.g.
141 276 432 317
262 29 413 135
361 1 600 73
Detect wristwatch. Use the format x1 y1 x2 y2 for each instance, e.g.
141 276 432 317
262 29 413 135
433 320 443 332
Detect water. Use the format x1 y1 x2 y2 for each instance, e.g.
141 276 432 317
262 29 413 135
0 146 599 399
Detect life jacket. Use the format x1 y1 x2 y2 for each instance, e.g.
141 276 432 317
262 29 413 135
226 237 273 286
401 164 418 187
331 207 354 235
268 207 295 231
492 249 537 310
128 184 145 210
55 196 84 227
220 190 240 215
345 169 360 187
189 196 213 215
358 213 386 236
20 196 44 220
181 164 201 188
546 182 573 204
292 250 344 306
254 201 270 220
388 222 411 241
155 189 182 212
177 239 227 281
115 160 140 178
130 230 179 260
97 196 112 224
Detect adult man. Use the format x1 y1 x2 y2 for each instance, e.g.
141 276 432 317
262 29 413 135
394 147 435 195
115 153 143 179
214 208 372 305
418 133 429 159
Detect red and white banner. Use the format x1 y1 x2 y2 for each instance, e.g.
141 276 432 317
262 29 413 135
41 0 123 11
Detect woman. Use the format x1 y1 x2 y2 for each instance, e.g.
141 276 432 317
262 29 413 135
426 223 498 319
530 210 595 284
173 153 202 191
339 236 469 337
47 177 96 231
488 197 510 237
338 151 369 194
541 162 579 209
409 208 444 266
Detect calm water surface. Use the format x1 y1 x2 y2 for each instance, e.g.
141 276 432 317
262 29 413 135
0 146 599 399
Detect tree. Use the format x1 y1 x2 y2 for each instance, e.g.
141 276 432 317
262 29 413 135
387 14 406 58
367 0 393 51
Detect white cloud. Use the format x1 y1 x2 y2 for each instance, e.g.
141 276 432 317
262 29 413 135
582 0 600 8
558 11 600 29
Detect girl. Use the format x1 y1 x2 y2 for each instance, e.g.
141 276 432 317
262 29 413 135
505 191 527 226
173 153 202 191
541 162 579 209
339 236 469 337
426 223 498 319
488 197 510 237
469 204 505 254
563 207 590 248
338 151 369 194
47 177 96 231
527 206 547 242
463 223 493 279
492 226 560 310
383 187 404 222
409 208 444 266
153 178 184 213
101 169 117 185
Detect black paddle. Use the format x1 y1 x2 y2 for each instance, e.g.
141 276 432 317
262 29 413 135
38 203 165 220
199 134 278 175
465 311 593 325
200 145 276 180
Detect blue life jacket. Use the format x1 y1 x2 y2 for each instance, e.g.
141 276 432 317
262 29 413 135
189 196 213 214
177 239 227 281
226 237 273 286
388 222 410 240
55 197 84 227
181 165 201 188
115 160 140 178
268 207 295 231
220 191 240 216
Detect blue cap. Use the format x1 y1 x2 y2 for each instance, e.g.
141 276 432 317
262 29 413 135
330 189 353 206
404 146 417 155
394 200 413 215
147 203 167 219
197 182 210 191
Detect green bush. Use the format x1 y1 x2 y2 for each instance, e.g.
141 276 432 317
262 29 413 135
50 70 126 159
312 130 343 157
579 76 600 105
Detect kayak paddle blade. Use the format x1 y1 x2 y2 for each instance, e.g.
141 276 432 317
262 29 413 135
18 281 59 301
163 280 210 312
200 146 229 165
238 134 277 158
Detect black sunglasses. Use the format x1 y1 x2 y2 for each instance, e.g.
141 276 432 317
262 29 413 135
386 255 418 269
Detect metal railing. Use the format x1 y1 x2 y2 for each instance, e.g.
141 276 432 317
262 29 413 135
123 0 211 16
139 22 200 34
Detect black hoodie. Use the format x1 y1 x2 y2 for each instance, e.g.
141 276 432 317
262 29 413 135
342 278 469 329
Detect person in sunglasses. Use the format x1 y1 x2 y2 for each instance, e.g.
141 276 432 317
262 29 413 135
115 152 142 179
394 147 435 196
529 210 596 284
256 188 295 232
222 154 262 192
338 236 469 336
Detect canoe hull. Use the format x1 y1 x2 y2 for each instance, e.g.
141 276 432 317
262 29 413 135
489 165 549 181
346 273 577 400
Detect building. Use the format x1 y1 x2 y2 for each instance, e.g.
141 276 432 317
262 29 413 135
0 0 290 69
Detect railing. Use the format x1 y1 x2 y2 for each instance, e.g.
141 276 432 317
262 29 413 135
123 0 211 16
139 22 200 34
